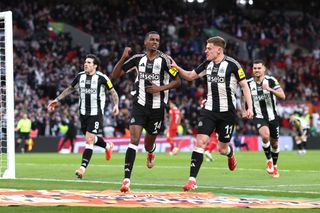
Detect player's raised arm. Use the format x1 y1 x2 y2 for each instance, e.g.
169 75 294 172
111 47 131 79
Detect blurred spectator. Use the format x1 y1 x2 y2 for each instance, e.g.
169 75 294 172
3 0 319 137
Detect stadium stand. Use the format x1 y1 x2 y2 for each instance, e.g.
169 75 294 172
1 0 319 137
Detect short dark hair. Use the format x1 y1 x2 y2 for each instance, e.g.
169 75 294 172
86 54 101 69
145 31 159 40
253 59 265 65
207 36 226 49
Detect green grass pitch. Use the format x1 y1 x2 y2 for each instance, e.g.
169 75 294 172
0 150 319 212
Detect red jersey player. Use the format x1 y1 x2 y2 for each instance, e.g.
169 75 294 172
199 98 218 161
167 101 181 155
204 131 218 161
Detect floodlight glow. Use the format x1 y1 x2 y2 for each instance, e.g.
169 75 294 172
239 0 246 5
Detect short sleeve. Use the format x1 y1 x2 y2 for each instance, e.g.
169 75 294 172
122 55 140 73
269 77 281 90
194 60 210 74
71 74 80 88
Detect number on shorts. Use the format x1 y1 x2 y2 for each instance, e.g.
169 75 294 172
225 125 233 135
94 122 99 130
154 121 162 131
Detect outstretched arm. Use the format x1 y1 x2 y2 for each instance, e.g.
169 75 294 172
170 58 198 81
47 86 75 112
111 47 131 79
177 68 198 81
109 88 119 116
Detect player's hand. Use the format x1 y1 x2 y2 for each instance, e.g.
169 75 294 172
47 99 59 112
200 99 207 108
241 109 247 118
145 81 162 93
112 105 119 116
122 47 132 59
245 108 254 119
261 83 271 91
168 56 178 68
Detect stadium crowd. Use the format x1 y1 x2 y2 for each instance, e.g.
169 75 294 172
2 0 319 137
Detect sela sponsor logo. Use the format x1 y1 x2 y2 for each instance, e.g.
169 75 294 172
207 75 225 83
253 93 271 101
139 72 160 81
81 87 97 94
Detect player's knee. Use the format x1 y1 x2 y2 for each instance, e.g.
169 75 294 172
218 148 226 155
130 136 140 145
196 139 207 149
144 143 152 152
85 135 95 145
271 144 278 150
261 134 269 142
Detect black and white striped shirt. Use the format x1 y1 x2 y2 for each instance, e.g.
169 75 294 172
122 51 178 109
247 75 280 121
71 71 114 116
195 56 246 112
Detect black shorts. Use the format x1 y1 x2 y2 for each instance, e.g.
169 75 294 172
297 128 309 137
197 109 236 143
79 114 103 135
253 117 280 140
130 103 165 135
19 132 30 141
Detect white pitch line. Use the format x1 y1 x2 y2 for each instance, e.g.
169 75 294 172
6 177 320 195
17 163 320 173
